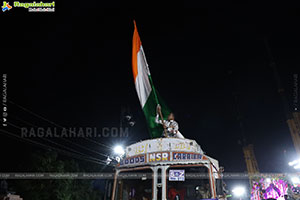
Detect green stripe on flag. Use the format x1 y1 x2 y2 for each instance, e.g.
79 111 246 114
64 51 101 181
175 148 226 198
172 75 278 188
143 90 171 138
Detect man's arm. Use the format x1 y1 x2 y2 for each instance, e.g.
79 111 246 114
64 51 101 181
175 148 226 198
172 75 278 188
155 113 162 124
155 104 164 125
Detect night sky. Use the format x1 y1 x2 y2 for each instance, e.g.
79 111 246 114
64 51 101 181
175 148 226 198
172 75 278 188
1 5 300 175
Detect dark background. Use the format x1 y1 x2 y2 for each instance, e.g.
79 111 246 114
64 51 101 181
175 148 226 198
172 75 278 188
1 4 300 177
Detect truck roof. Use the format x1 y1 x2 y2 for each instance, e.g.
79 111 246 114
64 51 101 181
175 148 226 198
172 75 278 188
117 138 219 171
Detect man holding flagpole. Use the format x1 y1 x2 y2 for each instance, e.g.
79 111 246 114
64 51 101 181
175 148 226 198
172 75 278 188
155 105 184 138
131 20 184 139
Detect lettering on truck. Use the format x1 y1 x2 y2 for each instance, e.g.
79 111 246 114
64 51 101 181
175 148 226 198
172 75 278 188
173 153 202 160
148 152 169 162
120 155 145 166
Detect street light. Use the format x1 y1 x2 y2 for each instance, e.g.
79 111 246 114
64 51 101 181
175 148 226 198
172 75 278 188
106 145 125 165
288 159 300 169
289 160 299 166
113 145 125 156
294 164 300 169
291 177 300 185
232 186 246 199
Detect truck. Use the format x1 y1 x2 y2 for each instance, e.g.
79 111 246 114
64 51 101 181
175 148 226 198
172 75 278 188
110 137 226 200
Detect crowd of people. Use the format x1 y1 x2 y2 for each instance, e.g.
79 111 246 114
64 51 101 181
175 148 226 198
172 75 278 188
251 178 300 200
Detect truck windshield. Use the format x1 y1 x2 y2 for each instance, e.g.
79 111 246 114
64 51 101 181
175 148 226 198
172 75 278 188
167 166 211 200
115 169 153 200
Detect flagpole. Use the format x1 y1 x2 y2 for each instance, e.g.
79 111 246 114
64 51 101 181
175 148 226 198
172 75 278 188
157 105 168 138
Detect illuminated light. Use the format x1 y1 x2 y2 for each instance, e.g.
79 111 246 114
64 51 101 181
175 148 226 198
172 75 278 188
115 156 121 162
289 159 300 166
114 145 125 156
266 178 271 183
291 177 300 184
106 157 112 165
294 164 300 169
232 186 246 197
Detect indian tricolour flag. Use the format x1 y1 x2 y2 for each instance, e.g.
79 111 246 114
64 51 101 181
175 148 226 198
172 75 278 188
132 21 170 138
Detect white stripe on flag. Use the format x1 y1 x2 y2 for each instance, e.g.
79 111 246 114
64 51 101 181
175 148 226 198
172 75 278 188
135 46 152 108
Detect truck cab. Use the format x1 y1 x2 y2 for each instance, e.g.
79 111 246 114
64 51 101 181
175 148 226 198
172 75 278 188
111 138 226 200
